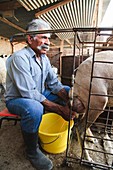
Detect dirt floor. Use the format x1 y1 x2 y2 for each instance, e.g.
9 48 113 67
0 94 89 170
0 94 113 170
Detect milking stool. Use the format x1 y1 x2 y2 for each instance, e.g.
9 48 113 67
0 108 21 128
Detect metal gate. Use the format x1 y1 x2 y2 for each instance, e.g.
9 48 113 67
65 27 113 170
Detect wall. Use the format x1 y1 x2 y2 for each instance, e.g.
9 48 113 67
47 48 61 73
0 36 26 56
13 42 26 53
0 36 12 55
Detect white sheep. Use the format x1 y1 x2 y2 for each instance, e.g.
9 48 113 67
71 50 113 164
0 57 6 94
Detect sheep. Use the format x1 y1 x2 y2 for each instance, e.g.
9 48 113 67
0 57 7 95
71 50 113 164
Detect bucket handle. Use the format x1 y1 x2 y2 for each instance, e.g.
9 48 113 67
39 135 60 145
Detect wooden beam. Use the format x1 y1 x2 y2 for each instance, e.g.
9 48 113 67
50 44 74 48
65 39 73 47
96 0 103 26
59 40 64 76
35 0 74 17
60 40 64 52
92 0 99 27
0 0 21 11
50 42 56 46
0 17 26 33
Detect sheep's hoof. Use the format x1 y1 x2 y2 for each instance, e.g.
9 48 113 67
92 138 98 144
88 157 94 163
86 137 98 144
84 153 94 163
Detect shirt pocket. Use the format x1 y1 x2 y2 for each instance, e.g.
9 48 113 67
31 66 42 81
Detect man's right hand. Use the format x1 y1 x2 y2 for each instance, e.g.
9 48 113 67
42 99 76 121
58 104 76 121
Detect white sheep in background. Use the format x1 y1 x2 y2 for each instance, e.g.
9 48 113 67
0 56 7 94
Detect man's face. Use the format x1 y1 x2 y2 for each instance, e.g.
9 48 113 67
29 33 51 55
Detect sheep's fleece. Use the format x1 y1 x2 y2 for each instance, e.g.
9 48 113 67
0 57 6 89
72 50 113 132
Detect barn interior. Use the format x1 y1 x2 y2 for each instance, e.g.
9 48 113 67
0 0 113 170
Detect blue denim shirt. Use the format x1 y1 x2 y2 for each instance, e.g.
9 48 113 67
5 46 63 102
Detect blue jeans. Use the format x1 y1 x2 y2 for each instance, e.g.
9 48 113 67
6 86 70 133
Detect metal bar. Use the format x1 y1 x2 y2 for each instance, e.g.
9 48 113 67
84 147 113 155
95 46 113 49
12 27 113 37
90 93 113 97
81 159 113 170
80 29 97 161
93 60 113 64
92 76 113 80
89 107 113 112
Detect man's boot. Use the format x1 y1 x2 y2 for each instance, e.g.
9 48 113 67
22 130 53 170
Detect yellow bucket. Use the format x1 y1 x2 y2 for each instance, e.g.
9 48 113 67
38 112 74 154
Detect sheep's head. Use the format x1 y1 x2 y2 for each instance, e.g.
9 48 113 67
72 97 85 114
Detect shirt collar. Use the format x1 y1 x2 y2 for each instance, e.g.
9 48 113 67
26 46 46 59
26 46 36 58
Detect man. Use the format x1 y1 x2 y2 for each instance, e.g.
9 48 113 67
5 19 76 170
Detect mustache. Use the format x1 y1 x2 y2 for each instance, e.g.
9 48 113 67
37 44 50 51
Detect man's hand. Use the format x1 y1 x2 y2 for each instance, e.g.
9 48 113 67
42 99 76 121
58 104 76 121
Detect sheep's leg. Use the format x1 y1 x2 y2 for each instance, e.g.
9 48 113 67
76 127 83 152
86 128 98 144
77 95 108 135
84 142 94 162
1 83 6 94
2 83 6 90
76 127 93 162
76 95 108 162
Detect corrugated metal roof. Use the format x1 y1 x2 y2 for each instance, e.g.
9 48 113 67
17 0 97 40
0 0 110 42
